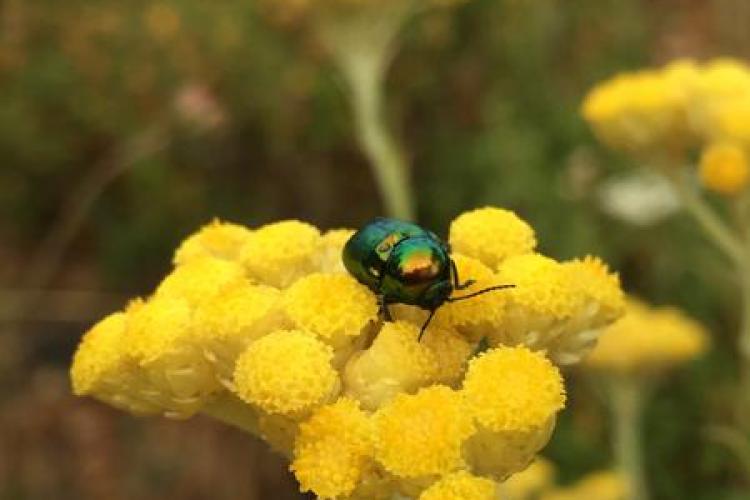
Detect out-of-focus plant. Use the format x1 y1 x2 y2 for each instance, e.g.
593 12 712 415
582 298 709 500
255 0 470 220
501 457 627 500
583 58 750 479
70 207 624 498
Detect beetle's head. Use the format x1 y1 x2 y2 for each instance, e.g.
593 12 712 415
420 279 453 310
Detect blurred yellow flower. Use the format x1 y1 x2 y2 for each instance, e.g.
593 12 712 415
501 458 556 500
419 471 499 500
582 57 750 157
699 142 750 196
143 3 181 42
585 298 709 375
581 68 691 155
541 470 627 500
70 207 624 498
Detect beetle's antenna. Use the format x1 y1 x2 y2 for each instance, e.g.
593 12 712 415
447 284 515 302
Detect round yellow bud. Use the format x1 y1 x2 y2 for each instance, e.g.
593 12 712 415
192 283 282 383
450 207 536 269
71 312 128 396
292 398 374 498
699 142 750 196
373 386 475 478
233 329 340 415
240 220 321 288
419 471 498 500
463 346 565 433
155 256 246 306
173 219 252 266
283 273 378 349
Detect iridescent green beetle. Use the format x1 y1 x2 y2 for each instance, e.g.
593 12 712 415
342 217 513 339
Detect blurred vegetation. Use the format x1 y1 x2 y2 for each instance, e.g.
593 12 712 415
2 0 750 498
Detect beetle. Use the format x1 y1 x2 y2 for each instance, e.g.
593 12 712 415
342 217 513 340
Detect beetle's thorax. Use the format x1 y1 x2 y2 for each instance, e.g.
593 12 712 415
381 235 452 308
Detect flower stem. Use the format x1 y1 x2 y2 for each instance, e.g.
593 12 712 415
318 5 416 220
610 377 649 500
666 170 746 269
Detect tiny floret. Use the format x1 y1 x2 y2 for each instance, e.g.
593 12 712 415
233 329 340 415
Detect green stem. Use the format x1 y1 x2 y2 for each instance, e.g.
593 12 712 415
666 169 746 269
610 377 649 500
318 5 416 220
201 393 261 436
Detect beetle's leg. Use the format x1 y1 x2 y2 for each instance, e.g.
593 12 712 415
378 295 394 322
418 308 437 342
451 259 475 290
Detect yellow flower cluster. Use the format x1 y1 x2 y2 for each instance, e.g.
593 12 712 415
582 58 750 195
71 207 624 498
584 297 709 376
502 461 626 500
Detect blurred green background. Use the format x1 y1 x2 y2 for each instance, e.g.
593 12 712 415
1 0 749 498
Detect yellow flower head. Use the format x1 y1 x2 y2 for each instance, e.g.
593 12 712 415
699 142 750 196
502 458 556 500
585 298 709 375
71 311 160 414
492 253 581 350
173 219 253 266
156 256 246 306
292 398 374 499
283 273 378 349
126 295 218 417
192 283 282 384
419 471 498 500
233 329 340 415
240 220 321 287
463 346 566 433
71 312 128 397
450 207 537 269
373 386 475 478
543 256 627 365
438 254 507 338
70 209 626 497
563 255 625 327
